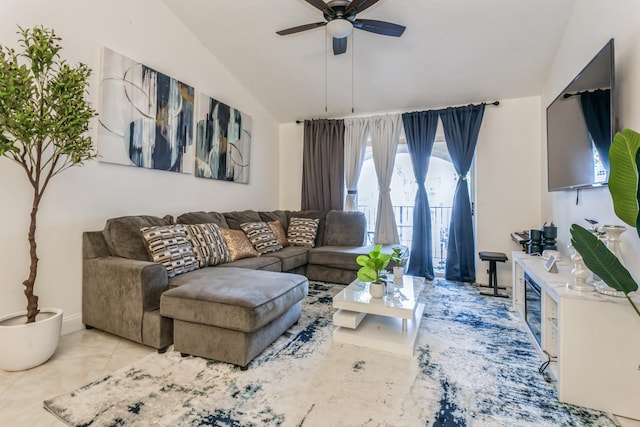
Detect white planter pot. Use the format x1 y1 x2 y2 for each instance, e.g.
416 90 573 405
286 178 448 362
393 266 404 280
0 308 63 371
369 282 385 298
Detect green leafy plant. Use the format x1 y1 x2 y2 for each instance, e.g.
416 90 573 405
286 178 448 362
0 26 96 323
570 128 640 318
608 128 640 237
356 244 392 283
391 246 405 267
570 225 639 316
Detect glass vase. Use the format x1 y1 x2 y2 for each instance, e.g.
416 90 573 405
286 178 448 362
594 225 627 297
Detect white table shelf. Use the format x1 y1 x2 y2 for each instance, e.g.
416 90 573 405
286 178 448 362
512 251 640 420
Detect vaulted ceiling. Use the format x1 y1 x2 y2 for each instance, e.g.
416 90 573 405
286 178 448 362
163 0 577 123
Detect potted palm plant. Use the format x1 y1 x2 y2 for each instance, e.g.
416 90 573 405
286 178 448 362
356 244 392 298
0 26 96 371
570 128 639 319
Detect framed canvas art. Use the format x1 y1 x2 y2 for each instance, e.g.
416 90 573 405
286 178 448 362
98 48 194 173
195 93 252 184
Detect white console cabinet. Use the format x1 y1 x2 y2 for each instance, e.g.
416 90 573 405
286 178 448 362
512 251 640 420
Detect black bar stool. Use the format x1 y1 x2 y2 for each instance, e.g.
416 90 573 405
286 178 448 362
478 251 509 298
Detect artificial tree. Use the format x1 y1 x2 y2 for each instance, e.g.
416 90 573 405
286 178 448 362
0 26 96 323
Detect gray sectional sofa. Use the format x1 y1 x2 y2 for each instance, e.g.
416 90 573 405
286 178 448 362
82 209 395 367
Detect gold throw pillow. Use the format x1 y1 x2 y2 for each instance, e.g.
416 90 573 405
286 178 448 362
267 220 289 248
221 228 260 261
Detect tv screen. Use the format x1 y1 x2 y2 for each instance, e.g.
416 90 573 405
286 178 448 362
546 39 615 191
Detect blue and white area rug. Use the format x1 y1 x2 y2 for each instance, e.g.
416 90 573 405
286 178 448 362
44 280 616 426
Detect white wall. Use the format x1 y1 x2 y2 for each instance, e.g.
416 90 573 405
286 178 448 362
279 122 304 210
0 0 280 332
277 97 543 286
541 0 640 283
475 96 542 286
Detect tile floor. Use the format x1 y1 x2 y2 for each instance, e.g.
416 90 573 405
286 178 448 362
0 329 153 426
0 329 638 427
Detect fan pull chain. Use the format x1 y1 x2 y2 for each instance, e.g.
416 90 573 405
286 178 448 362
351 31 355 114
325 27 328 113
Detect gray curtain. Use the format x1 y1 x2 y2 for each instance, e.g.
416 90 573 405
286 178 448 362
368 114 402 244
344 118 369 211
301 119 345 211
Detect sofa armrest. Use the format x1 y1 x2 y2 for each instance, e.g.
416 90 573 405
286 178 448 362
82 256 168 344
323 210 367 246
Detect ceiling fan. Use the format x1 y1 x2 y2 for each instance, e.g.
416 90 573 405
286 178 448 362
276 0 406 55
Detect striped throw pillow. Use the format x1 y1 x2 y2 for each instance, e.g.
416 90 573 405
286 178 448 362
183 223 231 267
287 217 319 248
240 221 283 254
140 225 199 278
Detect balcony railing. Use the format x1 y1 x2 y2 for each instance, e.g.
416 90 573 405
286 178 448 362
358 204 452 272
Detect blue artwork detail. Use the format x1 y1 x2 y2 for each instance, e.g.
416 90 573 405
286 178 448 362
98 48 195 174
195 94 252 184
124 66 194 172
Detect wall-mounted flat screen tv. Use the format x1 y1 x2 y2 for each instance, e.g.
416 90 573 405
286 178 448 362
546 39 615 191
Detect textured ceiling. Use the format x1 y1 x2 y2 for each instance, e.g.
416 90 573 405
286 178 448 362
163 0 577 123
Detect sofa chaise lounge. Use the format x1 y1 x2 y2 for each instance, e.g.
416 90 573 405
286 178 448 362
82 209 399 367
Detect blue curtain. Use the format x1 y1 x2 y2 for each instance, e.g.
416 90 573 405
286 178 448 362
401 110 439 280
580 89 611 170
439 104 485 283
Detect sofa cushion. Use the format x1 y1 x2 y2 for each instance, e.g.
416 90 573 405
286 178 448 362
217 256 282 271
259 210 290 229
240 222 282 254
323 210 367 246
308 245 372 270
176 211 229 228
287 217 319 248
161 268 308 332
223 210 262 230
262 246 309 272
221 228 260 261
308 244 400 270
140 225 199 278
267 220 288 248
103 215 173 261
184 223 230 267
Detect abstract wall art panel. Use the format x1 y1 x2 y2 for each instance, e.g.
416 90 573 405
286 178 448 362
98 48 194 173
195 93 252 184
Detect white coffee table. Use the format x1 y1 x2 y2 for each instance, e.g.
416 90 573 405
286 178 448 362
332 275 426 356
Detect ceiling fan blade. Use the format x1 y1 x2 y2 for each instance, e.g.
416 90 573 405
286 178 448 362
353 19 406 37
333 37 348 55
305 0 333 14
345 0 380 14
276 22 326 36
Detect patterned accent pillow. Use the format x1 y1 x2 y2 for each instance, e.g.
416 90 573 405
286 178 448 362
220 228 261 261
183 223 231 267
287 217 319 248
267 220 288 248
240 222 283 254
140 225 199 278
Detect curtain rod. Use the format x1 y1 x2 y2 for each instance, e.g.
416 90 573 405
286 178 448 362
562 89 606 99
295 100 500 124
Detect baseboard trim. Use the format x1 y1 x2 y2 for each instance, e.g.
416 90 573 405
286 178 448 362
62 313 84 336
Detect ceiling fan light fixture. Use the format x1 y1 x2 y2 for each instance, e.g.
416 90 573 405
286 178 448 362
326 19 353 38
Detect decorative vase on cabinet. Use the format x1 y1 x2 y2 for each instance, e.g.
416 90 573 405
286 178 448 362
594 225 627 297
